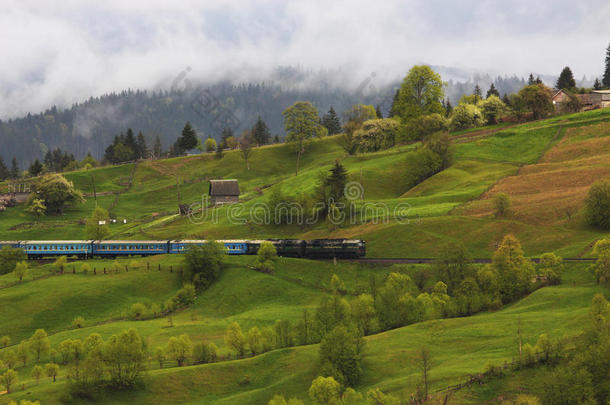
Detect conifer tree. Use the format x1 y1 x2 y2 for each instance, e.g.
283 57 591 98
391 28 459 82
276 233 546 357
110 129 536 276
389 89 400 117
445 99 453 117
326 160 348 202
528 73 536 85
0 157 9 180
10 157 19 179
124 128 137 153
502 93 511 106
28 159 43 177
603 41 610 88
473 84 482 102
535 76 543 84
153 136 162 158
486 83 500 98
594 78 602 90
375 105 383 119
252 116 271 145
321 107 342 135
556 66 576 90
177 122 198 153
136 131 148 159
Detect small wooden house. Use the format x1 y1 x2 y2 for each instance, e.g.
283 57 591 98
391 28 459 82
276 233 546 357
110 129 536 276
209 180 240 205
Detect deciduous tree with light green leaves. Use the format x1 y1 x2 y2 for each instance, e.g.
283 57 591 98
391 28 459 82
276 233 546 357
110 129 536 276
29 329 50 362
13 261 27 282
25 198 46 221
84 206 110 240
283 101 327 175
225 322 247 358
28 173 84 214
0 368 18 393
308 375 341 404
492 235 534 302
395 65 445 122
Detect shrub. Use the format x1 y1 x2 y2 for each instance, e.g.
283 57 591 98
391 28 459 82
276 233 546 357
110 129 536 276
478 95 507 124
352 118 399 152
493 193 511 217
406 113 449 140
130 303 147 320
183 241 226 290
404 146 443 189
0 246 26 275
449 103 485 131
72 316 85 328
584 179 610 229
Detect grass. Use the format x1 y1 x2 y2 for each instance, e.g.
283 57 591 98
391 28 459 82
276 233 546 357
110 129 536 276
1 262 604 404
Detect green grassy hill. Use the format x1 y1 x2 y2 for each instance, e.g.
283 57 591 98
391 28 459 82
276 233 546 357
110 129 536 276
0 259 604 404
2 108 609 258
1 109 609 404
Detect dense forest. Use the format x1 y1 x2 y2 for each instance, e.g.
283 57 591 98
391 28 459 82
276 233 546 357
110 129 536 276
0 67 593 167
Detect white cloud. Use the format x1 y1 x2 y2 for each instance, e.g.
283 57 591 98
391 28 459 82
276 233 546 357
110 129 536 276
1 0 608 118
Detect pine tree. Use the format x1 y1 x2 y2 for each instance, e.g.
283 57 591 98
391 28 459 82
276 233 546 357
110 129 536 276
594 78 602 90
486 83 500 98
124 128 137 154
556 66 576 90
10 157 19 179
136 132 148 159
528 74 536 85
445 99 453 117
28 159 43 177
375 105 383 119
326 160 348 202
0 157 8 180
535 76 543 84
502 93 511 106
603 41 610 88
153 136 162 159
473 84 482 102
321 107 342 135
252 116 271 145
177 122 198 153
389 89 400 117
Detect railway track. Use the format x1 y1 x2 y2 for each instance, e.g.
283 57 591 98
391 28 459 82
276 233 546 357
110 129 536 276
352 257 595 264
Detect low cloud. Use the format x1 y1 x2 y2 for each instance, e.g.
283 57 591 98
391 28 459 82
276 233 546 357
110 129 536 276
1 0 609 118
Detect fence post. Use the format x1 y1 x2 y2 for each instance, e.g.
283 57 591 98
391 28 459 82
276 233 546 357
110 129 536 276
170 265 173 273
94 268 96 275
147 262 150 271
104 268 106 274
158 264 161 271
125 265 128 272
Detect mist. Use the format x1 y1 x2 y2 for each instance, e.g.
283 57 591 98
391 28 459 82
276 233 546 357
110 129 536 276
1 0 609 119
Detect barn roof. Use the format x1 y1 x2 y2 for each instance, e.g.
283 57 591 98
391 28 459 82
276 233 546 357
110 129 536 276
209 180 240 196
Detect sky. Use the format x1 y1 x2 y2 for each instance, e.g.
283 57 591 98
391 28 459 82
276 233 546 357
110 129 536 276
1 0 609 119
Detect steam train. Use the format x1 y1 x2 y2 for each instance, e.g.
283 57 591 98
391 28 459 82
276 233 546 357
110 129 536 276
0 239 366 259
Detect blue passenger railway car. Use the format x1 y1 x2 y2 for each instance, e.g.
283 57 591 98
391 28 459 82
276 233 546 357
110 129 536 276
92 241 168 257
0 238 366 259
23 240 93 259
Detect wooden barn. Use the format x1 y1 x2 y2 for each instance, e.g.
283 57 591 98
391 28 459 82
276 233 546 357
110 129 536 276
209 180 240 205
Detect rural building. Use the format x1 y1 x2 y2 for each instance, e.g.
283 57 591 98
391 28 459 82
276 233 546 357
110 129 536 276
552 89 609 112
209 179 240 205
592 90 610 108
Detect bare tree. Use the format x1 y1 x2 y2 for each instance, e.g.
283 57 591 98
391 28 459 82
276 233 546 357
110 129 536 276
239 130 254 170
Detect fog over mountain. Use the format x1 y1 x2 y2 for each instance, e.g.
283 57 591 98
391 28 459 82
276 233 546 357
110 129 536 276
1 0 609 119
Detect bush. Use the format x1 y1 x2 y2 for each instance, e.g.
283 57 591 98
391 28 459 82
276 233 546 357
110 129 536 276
254 241 278 273
449 103 485 131
406 113 449 140
130 303 147 320
478 95 508 124
493 193 511 217
0 246 26 275
404 146 443 189
319 326 364 386
584 179 610 229
352 118 399 152
192 342 217 364
183 241 226 290
72 316 85 328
